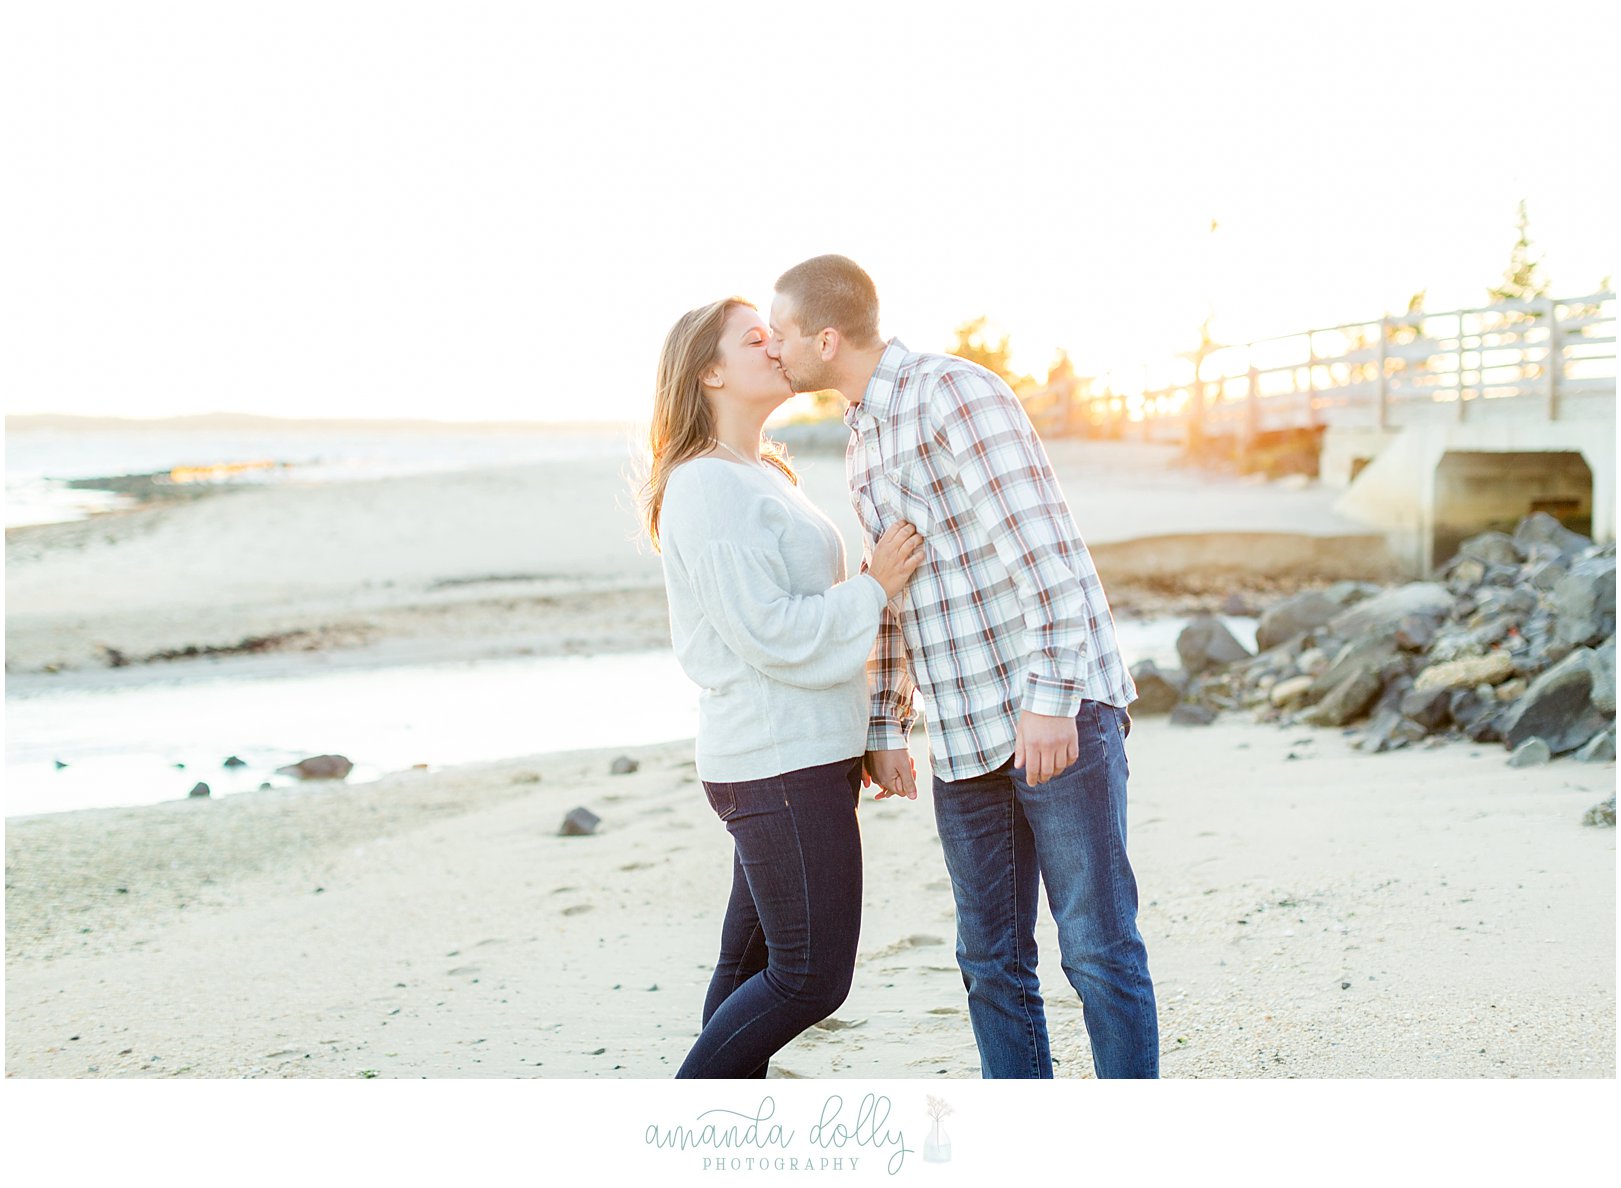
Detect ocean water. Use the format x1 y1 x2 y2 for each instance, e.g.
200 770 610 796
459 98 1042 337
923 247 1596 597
4 424 639 527
4 617 1257 818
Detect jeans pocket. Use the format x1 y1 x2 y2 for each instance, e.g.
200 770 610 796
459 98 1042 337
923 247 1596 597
703 781 738 821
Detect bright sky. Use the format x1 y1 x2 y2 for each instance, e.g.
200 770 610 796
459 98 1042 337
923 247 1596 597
5 0 1615 423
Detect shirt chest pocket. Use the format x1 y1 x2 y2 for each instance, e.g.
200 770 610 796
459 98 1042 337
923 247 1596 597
878 464 932 536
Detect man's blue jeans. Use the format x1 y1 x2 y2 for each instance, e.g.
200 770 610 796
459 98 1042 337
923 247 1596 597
677 756 864 1079
932 699 1159 1078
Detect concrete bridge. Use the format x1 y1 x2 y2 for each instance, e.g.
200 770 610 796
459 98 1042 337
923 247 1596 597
1034 292 1616 574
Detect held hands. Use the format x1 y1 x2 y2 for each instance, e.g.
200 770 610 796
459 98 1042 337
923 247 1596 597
867 522 925 599
862 748 917 800
1013 711 1078 785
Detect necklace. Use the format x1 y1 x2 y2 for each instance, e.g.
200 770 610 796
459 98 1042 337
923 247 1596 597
714 439 766 469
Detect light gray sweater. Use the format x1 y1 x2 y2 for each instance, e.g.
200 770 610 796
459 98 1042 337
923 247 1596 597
658 458 888 782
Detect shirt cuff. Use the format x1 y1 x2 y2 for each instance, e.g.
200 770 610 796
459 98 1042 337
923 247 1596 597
1021 672 1084 719
866 719 911 752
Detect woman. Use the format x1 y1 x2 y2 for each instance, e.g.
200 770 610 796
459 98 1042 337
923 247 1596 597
640 296 924 1078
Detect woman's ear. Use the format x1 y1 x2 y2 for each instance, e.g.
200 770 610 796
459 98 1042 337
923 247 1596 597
700 364 724 390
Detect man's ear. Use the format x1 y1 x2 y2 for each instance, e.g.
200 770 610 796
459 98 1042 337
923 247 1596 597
818 328 841 361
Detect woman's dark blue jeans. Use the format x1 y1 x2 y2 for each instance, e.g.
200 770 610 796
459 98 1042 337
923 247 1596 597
676 755 864 1079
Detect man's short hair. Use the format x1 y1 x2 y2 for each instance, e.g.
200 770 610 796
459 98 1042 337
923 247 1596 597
774 255 880 346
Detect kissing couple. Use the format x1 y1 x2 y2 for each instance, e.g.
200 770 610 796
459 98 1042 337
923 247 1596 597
639 255 1159 1079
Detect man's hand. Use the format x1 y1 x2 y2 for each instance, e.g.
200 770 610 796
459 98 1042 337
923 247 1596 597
1013 710 1078 786
864 748 917 800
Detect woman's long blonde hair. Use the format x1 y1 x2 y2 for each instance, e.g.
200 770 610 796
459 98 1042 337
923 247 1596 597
639 297 797 551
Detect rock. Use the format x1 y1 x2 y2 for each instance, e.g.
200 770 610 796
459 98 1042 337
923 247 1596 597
188 782 211 798
1128 660 1184 714
258 781 272 791
1299 670 1383 727
1394 613 1445 652
1399 687 1452 732
1582 796 1616 826
1458 530 1522 567
1526 556 1570 591
609 755 640 775
1322 581 1382 607
1169 703 1216 726
1355 708 1428 753
54 759 69 770
1497 648 1610 755
1513 511 1591 558
1220 592 1259 616
510 771 543 785
1472 586 1538 623
1295 647 1329 676
1176 616 1254 676
1308 634 1399 702
1412 653 1515 694
1494 678 1528 703
1551 556 1617 647
560 807 602 836
1448 688 1502 743
1269 674 1316 708
1588 636 1616 714
1255 591 1341 652
1446 559 1487 595
276 754 354 780
1507 738 1551 767
1575 729 1615 764
223 756 247 768
1328 583 1454 640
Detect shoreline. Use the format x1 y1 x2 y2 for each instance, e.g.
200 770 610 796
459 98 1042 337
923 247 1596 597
6 724 1612 1078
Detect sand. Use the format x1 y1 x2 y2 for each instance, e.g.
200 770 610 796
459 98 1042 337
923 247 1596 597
4 439 1396 676
6 720 1613 1079
5 438 1613 1080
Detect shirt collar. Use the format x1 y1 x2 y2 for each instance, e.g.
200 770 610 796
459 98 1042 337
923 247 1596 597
843 338 910 428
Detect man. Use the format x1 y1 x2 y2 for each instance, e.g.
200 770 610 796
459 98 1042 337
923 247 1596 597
766 254 1159 1079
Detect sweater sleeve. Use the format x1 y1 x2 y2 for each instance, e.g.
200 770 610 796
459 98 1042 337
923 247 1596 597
664 469 888 691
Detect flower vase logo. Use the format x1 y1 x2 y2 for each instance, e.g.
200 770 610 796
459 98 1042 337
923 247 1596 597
923 1095 953 1164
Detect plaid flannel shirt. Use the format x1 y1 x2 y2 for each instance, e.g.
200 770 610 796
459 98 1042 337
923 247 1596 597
846 338 1137 782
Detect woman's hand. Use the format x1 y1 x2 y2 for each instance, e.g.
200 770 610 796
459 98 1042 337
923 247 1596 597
867 522 925 599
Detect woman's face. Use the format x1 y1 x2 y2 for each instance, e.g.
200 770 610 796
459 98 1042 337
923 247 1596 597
708 306 792 408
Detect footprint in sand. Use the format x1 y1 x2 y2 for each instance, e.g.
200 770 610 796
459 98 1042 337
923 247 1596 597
862 934 946 960
927 1007 962 1015
562 904 595 916
619 862 654 872
813 1017 866 1031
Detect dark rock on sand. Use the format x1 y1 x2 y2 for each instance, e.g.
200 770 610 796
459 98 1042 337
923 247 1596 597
1497 649 1609 755
1551 556 1617 647
610 755 640 775
1128 659 1184 715
223 756 247 768
1506 738 1551 767
1328 583 1453 640
1176 616 1253 676
276 754 355 780
1254 591 1341 652
188 782 211 798
561 807 602 836
1399 687 1452 733
1582 797 1616 827
1300 670 1383 727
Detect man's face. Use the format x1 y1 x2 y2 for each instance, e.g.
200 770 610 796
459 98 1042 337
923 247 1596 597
767 293 832 394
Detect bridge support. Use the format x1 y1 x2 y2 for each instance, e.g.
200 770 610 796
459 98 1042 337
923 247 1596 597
1328 422 1615 575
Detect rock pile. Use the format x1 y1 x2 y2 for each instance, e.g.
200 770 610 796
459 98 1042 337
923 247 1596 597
1130 513 1616 765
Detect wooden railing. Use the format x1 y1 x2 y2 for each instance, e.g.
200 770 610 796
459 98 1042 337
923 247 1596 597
1027 291 1617 443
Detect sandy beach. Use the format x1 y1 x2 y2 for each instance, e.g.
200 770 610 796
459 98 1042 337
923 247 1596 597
6 722 1612 1079
5 435 1614 1079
